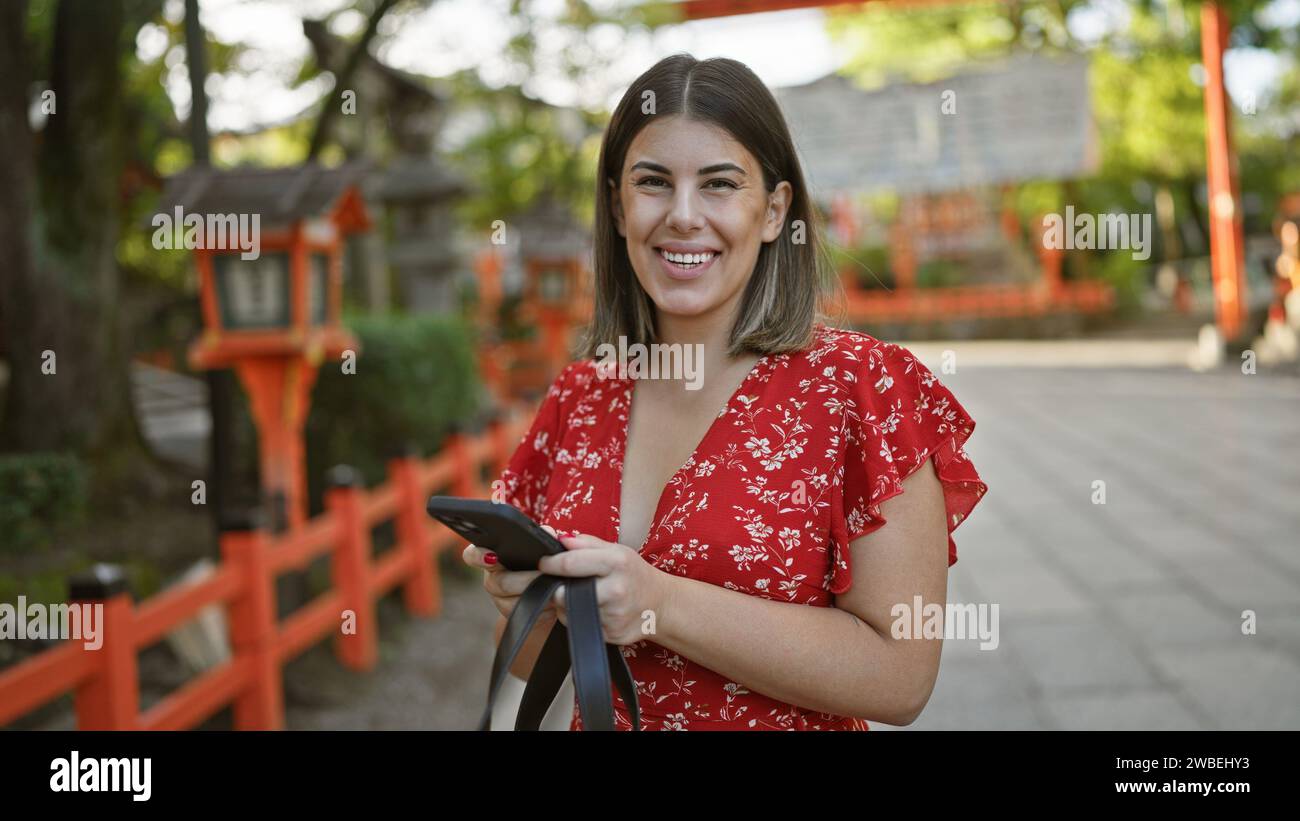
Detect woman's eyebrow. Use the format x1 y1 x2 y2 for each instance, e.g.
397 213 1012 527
629 160 747 175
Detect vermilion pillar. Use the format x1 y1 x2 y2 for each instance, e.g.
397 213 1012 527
234 355 321 532
1035 212 1064 298
1201 2 1248 342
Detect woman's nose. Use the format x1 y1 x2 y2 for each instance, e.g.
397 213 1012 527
665 188 706 233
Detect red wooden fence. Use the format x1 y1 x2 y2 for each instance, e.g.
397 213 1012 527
0 409 529 730
843 279 1114 324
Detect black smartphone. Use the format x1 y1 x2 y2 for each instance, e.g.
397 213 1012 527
425 496 565 571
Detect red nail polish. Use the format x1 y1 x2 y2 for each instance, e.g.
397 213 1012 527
484 552 498 565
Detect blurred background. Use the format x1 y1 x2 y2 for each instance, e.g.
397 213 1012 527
0 0 1297 731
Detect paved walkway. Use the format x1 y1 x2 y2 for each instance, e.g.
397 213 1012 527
131 361 210 470
885 351 1300 730
217 344 1300 730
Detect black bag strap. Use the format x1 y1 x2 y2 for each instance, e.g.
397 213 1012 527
514 622 571 729
478 574 640 731
477 574 561 731
514 578 640 731
514 623 639 731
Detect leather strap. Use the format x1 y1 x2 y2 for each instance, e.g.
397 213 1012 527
477 574 561 731
479 574 640 731
515 622 640 731
514 623 571 729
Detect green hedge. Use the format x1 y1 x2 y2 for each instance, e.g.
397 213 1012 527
1091 250 1147 316
916 259 963 289
0 452 88 555
300 312 485 517
831 243 895 290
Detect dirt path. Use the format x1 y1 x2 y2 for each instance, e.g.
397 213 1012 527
283 567 502 730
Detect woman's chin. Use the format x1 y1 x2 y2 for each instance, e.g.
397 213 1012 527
648 291 723 319
638 265 746 321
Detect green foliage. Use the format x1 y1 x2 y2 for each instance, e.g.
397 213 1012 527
444 72 603 231
1013 181 1066 222
0 452 88 555
496 294 539 341
0 571 67 615
1090 13 1208 180
831 242 895 290
826 1 1082 88
0 557 163 629
440 0 670 231
1092 249 1148 314
916 259 965 289
301 312 484 513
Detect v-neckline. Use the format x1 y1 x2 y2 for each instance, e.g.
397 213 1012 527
612 354 770 552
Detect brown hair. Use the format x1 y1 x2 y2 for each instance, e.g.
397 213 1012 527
579 54 836 359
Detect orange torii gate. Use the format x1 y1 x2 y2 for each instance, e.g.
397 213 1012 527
674 0 1250 342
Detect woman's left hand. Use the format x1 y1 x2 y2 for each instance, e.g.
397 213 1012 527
538 533 671 646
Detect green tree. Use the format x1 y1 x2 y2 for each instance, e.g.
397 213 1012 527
444 0 670 228
0 0 168 500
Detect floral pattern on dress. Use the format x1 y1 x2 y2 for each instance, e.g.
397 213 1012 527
496 324 988 731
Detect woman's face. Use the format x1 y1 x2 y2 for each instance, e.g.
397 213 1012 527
610 115 792 324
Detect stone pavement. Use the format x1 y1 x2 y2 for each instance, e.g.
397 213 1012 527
282 566 504 731
874 345 1300 730
287 341 1300 730
130 361 211 470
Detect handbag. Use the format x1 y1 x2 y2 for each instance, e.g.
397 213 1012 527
478 573 641 731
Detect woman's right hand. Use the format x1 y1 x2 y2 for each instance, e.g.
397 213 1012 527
462 525 560 624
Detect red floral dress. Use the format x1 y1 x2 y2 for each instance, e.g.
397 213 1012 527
495 324 988 730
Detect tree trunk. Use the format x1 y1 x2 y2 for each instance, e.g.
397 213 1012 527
306 0 401 161
1181 177 1210 258
0 0 165 503
184 0 241 533
0 0 37 425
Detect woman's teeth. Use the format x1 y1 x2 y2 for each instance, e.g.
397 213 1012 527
659 249 717 268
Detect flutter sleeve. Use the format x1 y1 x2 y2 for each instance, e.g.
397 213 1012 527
493 362 578 521
829 342 988 594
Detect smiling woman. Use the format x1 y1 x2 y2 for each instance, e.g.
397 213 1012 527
465 54 989 731
587 54 823 357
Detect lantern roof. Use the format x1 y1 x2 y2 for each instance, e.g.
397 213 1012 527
373 156 468 203
514 194 591 261
153 162 372 233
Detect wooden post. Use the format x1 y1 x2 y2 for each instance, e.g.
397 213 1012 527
221 520 284 730
476 247 503 329
487 412 511 479
831 193 857 247
70 565 138 730
476 248 509 402
1201 1 1247 342
1035 212 1065 300
448 428 476 498
389 447 439 618
539 308 569 377
478 344 507 405
325 465 377 671
233 354 320 533
999 185 1021 241
889 208 917 292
